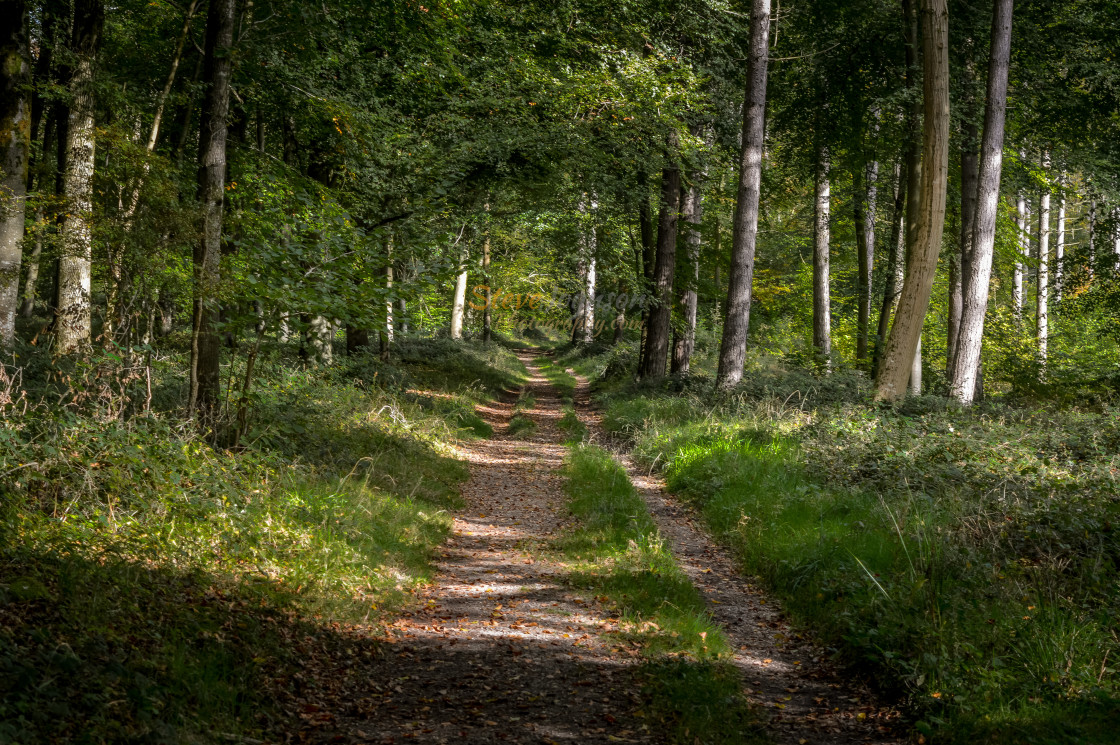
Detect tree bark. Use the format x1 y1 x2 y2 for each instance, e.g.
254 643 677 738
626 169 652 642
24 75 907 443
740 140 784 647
715 0 770 388
1088 198 1096 279
874 0 950 402
812 145 831 367
450 240 468 339
671 173 703 374
482 222 492 344
0 0 30 347
636 173 654 370
1036 152 1050 367
854 135 879 364
188 0 234 421
640 134 681 380
948 0 1012 405
949 121 979 372
874 157 907 374
55 0 103 354
1013 193 1027 315
1055 179 1065 302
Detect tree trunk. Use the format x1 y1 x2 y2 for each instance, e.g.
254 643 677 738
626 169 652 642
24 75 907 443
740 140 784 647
1055 179 1065 302
1036 153 1050 368
0 0 31 347
18 210 40 317
381 257 393 361
578 193 598 344
636 174 655 370
874 158 907 374
671 174 703 374
1088 198 1096 279
812 145 831 368
909 335 922 395
450 240 468 339
346 325 369 354
640 134 681 380
307 316 332 365
874 0 950 402
715 0 770 389
55 0 103 354
949 121 979 372
854 146 878 364
948 0 1012 405
1013 193 1027 315
188 0 234 422
482 218 492 344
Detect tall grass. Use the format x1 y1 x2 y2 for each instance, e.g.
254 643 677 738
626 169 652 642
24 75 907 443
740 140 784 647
567 343 1120 744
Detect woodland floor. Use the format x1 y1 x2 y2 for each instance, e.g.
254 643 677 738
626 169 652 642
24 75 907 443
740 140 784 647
296 354 904 744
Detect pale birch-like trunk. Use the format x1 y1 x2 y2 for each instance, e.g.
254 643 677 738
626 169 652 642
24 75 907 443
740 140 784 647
671 175 702 374
1013 194 1027 316
1055 183 1065 302
1037 155 1050 367
910 335 922 395
308 315 333 365
450 243 468 340
874 0 950 402
948 0 1012 404
0 0 30 347
188 0 234 420
812 145 831 367
481 228 491 344
1087 199 1095 279
55 0 103 354
716 0 770 388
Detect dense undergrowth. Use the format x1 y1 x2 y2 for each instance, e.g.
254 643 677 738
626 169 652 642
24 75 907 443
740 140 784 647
0 337 525 743
555 339 1120 744
558 443 762 744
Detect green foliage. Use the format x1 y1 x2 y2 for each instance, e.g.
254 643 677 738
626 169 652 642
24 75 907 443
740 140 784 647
594 352 1120 744
0 339 521 743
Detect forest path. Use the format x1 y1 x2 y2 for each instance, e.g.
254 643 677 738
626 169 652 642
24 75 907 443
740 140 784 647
336 354 655 744
568 366 903 745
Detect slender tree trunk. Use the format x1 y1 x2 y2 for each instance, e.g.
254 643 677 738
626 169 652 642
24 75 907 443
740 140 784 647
640 133 681 380
948 0 1012 404
188 0 234 421
1055 180 1065 302
874 158 907 374
812 145 831 368
613 279 626 344
950 121 979 372
1013 194 1027 315
875 0 950 402
1113 207 1120 267
55 0 103 353
0 0 31 347
482 225 492 344
854 140 879 364
671 173 703 374
1088 198 1096 280
18 210 40 317
450 241 468 339
579 193 598 344
636 174 654 370
716 0 771 388
380 254 393 361
1037 153 1050 368
398 297 408 335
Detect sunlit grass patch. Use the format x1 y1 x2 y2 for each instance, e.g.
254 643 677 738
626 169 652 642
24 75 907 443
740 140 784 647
593 365 1120 744
558 443 762 744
